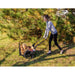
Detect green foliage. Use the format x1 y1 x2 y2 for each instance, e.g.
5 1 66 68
0 8 75 44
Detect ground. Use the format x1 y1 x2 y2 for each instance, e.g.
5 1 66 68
0 33 75 66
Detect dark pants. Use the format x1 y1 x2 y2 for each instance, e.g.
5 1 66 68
49 33 62 51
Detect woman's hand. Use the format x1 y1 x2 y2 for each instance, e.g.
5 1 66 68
45 36 47 39
43 35 47 39
43 35 45 38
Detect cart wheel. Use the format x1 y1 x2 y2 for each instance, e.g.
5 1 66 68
24 50 31 58
31 51 36 58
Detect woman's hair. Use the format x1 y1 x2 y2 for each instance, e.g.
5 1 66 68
43 14 50 20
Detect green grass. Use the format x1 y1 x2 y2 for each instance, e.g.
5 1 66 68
0 33 75 66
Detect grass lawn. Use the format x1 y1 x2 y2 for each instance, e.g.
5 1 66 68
0 33 75 66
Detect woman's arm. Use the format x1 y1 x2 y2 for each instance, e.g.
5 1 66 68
43 29 47 38
43 23 50 39
44 29 49 39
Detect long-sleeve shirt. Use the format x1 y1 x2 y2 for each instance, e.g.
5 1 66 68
44 21 57 38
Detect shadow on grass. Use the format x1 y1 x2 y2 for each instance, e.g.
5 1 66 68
34 50 44 57
13 53 75 66
13 43 75 66
0 49 16 65
62 43 75 53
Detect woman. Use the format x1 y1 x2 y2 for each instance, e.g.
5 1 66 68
43 14 63 55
